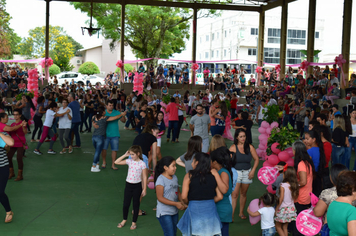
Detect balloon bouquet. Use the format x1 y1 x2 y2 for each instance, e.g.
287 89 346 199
256 121 278 161
133 72 144 95
27 68 40 124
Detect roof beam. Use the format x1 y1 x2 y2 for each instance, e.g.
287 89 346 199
49 0 261 12
261 0 297 11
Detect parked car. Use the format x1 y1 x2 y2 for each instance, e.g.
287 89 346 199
83 75 105 86
51 72 85 85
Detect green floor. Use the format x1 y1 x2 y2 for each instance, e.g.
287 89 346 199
2 120 355 236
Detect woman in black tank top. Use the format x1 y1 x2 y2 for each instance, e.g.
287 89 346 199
229 129 259 221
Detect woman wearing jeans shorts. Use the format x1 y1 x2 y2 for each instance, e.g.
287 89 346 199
229 128 259 221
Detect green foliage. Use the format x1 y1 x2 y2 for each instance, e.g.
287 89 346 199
78 61 100 75
266 123 299 155
49 64 61 76
71 3 219 61
0 0 20 59
16 91 34 101
222 99 231 111
162 94 171 105
18 25 82 71
262 104 280 124
115 64 134 73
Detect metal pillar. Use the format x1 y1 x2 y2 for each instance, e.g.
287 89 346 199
192 4 197 88
279 0 288 80
120 2 125 88
307 0 316 77
341 0 352 89
45 0 50 80
257 10 265 67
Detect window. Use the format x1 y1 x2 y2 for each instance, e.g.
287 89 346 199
211 50 214 58
217 32 219 39
287 49 302 64
264 48 280 63
267 28 281 44
315 32 319 39
251 28 258 35
216 50 219 58
205 52 209 59
224 49 227 57
212 33 214 41
206 35 209 42
225 30 227 38
248 48 257 56
287 29 306 45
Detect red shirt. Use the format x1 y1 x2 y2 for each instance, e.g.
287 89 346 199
323 141 332 167
166 102 178 121
284 104 290 115
10 121 26 148
231 98 238 109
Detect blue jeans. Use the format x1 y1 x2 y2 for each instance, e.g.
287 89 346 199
157 214 178 236
282 114 289 127
92 135 105 165
167 120 179 142
71 122 81 146
258 119 262 127
175 75 180 84
221 222 229 236
332 143 346 165
103 136 119 151
262 226 276 236
84 113 93 131
349 137 356 170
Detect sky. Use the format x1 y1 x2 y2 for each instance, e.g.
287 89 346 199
5 0 355 60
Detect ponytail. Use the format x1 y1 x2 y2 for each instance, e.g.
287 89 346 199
154 156 175 184
210 146 233 179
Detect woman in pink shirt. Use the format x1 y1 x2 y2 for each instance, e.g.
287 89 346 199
165 97 179 143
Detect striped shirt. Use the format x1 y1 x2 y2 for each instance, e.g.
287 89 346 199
0 132 9 167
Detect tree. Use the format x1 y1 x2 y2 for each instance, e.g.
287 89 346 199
78 61 100 75
49 64 61 76
0 0 21 59
71 3 219 63
18 26 83 71
115 64 133 74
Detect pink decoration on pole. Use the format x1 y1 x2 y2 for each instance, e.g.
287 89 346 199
257 166 279 185
300 60 310 71
275 64 281 74
255 66 263 73
116 60 123 68
191 63 199 71
39 58 53 82
296 208 322 236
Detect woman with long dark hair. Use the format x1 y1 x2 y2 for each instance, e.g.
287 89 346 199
155 111 166 161
291 141 315 236
233 111 253 144
229 128 259 221
176 135 202 173
15 95 35 133
31 96 46 142
0 131 15 223
211 147 234 235
178 152 223 236
214 101 228 136
304 130 326 196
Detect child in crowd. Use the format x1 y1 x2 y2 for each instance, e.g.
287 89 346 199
247 192 276 236
271 161 286 197
304 110 310 132
250 75 256 87
156 111 166 161
115 146 147 230
274 166 299 236
155 156 186 236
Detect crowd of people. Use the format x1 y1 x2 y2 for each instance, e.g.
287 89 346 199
0 61 355 236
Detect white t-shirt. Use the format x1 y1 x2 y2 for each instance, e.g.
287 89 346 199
126 159 147 184
208 93 213 103
44 109 56 127
267 98 277 106
258 207 275 230
58 107 73 129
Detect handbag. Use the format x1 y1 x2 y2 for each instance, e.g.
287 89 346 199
15 133 28 150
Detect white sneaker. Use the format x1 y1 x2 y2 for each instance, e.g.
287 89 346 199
96 164 100 170
47 150 56 154
91 167 101 172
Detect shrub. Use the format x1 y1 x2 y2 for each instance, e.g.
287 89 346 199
78 61 100 75
48 64 61 76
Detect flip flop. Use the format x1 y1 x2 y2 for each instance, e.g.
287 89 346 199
101 164 106 169
139 210 147 216
117 223 125 228
239 214 247 220
130 224 137 230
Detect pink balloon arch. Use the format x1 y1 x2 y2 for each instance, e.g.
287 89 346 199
133 72 144 95
27 68 39 124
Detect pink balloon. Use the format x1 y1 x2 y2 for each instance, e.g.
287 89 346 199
260 138 268 146
285 147 294 158
258 134 268 141
258 127 266 134
261 151 267 160
270 122 279 129
248 199 264 225
271 143 281 155
266 127 272 135
148 175 155 189
256 148 262 156
286 158 294 166
258 143 267 150
261 121 270 128
267 184 276 194
263 161 274 167
266 154 279 166
278 151 290 162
